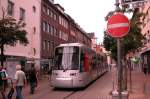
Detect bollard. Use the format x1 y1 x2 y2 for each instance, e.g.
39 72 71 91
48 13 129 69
112 90 129 99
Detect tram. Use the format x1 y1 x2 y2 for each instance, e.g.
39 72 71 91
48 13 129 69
51 43 108 88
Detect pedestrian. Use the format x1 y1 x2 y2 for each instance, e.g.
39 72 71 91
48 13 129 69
2 67 8 92
14 64 27 99
28 64 38 94
0 65 7 99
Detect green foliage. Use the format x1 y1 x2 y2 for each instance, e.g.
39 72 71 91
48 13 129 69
0 14 28 66
0 17 28 46
103 31 117 60
131 57 140 64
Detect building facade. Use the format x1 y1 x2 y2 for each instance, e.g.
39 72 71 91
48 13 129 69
140 1 150 73
0 0 92 72
0 0 41 69
41 0 91 60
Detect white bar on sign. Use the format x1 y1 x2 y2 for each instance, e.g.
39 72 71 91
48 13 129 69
56 78 72 80
108 23 129 29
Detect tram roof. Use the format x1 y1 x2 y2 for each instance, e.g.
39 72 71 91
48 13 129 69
58 43 84 47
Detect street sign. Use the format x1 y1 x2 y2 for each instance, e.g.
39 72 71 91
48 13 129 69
122 0 144 4
107 13 130 38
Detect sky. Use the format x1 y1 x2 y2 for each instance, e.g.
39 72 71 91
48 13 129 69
55 0 116 43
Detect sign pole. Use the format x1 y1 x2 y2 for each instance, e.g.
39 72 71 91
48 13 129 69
115 1 122 99
116 1 122 98
117 38 122 99
106 1 130 99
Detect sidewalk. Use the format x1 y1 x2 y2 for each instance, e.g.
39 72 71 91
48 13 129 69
128 69 150 99
1 70 150 99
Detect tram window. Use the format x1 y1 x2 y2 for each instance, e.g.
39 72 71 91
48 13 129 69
80 51 85 72
92 56 97 66
71 47 79 69
81 52 85 59
54 47 63 69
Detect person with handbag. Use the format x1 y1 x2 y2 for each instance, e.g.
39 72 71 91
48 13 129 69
0 65 7 99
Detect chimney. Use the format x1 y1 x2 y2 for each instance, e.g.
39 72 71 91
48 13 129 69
55 4 65 13
49 0 54 4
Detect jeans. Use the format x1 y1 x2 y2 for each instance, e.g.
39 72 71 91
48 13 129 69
30 82 36 94
1 92 6 99
16 86 23 99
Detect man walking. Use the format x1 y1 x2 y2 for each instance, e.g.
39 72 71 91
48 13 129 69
28 64 38 94
0 65 7 99
14 64 26 99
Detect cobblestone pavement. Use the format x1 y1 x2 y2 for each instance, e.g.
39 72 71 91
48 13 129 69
1 68 150 99
128 69 150 99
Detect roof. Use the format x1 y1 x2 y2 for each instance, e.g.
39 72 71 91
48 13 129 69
59 43 84 47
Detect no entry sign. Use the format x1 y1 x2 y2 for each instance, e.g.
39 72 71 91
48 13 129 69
107 13 130 38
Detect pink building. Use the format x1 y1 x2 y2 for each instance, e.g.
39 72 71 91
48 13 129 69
0 0 41 69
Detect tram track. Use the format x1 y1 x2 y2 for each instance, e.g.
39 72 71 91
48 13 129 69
63 91 77 99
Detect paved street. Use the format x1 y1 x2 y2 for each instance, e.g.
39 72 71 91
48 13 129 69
4 70 114 99
12 70 113 99
1 67 150 99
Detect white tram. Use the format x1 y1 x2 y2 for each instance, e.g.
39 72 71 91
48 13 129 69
51 43 108 88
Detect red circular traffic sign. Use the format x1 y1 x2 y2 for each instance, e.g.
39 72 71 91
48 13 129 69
107 13 130 38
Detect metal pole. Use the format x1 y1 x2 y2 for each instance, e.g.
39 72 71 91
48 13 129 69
115 0 122 99
117 38 122 99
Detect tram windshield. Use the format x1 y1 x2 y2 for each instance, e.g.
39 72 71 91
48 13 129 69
53 46 79 70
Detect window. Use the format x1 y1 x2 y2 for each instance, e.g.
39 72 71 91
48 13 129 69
7 0 14 16
43 40 46 50
49 24 52 34
33 27 36 34
43 5 47 13
53 13 57 20
20 8 25 20
54 27 57 36
47 8 50 15
33 48 36 55
71 30 75 36
48 41 50 50
62 32 68 41
50 11 53 17
59 16 62 24
51 41 54 51
33 6 36 13
45 22 48 33
42 21 46 32
59 31 62 39
51 26 54 35
46 23 49 33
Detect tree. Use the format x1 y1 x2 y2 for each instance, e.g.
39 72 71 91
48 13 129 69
103 31 117 60
0 10 28 66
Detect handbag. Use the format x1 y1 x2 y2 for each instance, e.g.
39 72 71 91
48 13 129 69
7 79 14 99
7 87 14 99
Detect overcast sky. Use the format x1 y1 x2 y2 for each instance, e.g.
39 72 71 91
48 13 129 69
55 0 116 43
